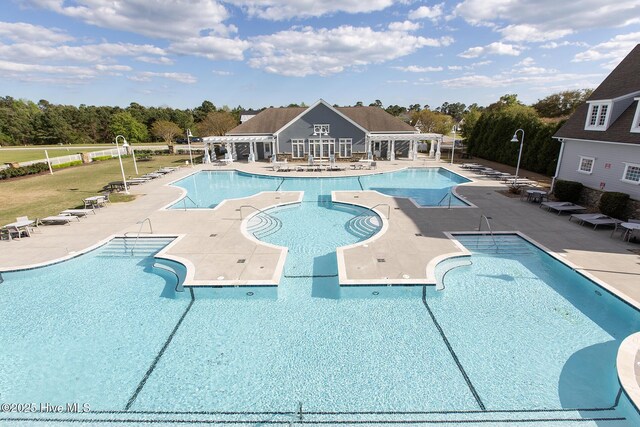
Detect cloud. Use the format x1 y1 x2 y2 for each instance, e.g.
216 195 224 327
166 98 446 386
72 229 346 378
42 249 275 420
393 65 443 72
169 35 250 61
540 41 589 49
248 25 452 77
439 71 600 89
0 21 74 44
572 32 640 65
26 0 232 39
459 42 521 58
136 56 174 65
515 57 535 67
455 0 640 39
0 59 137 84
388 21 421 32
128 71 197 84
408 4 444 21
227 0 394 20
212 70 233 75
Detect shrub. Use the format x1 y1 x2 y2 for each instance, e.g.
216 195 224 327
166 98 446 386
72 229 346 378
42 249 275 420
0 162 49 180
599 192 629 219
52 160 83 169
92 155 112 161
553 180 583 203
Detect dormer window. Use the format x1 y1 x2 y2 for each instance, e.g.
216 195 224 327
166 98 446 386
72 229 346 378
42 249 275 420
631 99 640 133
585 102 611 130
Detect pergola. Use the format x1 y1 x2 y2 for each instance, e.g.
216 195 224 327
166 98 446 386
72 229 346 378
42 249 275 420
202 135 275 163
367 133 443 161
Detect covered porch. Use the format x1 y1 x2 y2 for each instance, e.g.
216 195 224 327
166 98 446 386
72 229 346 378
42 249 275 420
366 132 443 161
201 135 276 163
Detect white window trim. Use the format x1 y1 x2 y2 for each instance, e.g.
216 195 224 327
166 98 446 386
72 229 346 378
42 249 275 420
584 102 612 131
621 162 640 185
631 98 640 133
338 138 352 158
577 156 595 174
291 139 305 158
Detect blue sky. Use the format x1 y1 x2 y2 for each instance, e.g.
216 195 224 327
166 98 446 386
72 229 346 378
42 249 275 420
1 1 639 110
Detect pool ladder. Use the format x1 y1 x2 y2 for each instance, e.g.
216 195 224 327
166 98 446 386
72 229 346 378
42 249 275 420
478 214 498 249
181 195 199 210
124 218 153 255
438 190 453 208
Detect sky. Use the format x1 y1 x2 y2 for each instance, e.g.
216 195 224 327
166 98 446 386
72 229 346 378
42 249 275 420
1 0 639 110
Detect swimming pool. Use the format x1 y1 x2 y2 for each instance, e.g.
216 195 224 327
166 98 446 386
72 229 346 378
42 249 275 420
1 175 639 425
169 167 471 209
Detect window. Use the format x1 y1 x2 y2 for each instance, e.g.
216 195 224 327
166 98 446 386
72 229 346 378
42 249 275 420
339 138 352 158
585 103 610 130
309 138 334 158
313 124 330 135
577 156 594 174
622 163 640 184
291 139 305 158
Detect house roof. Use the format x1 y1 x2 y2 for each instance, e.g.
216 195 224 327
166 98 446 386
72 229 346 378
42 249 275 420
553 44 640 145
227 104 415 135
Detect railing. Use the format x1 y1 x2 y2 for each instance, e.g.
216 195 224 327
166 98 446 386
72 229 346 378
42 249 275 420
478 214 498 248
369 203 391 219
125 218 153 256
181 195 199 210
437 190 453 209
239 205 279 221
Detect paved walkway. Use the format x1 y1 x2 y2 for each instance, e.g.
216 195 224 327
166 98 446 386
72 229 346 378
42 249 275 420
1 158 639 308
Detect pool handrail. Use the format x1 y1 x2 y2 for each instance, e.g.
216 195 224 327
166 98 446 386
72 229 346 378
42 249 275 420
478 214 498 248
125 218 154 256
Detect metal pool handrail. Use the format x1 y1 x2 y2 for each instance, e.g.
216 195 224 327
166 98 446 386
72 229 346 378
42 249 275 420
181 195 199 210
438 190 453 209
478 214 498 248
125 218 154 256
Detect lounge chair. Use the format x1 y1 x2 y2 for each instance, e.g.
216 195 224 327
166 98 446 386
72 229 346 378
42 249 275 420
60 209 95 217
40 215 81 225
569 213 622 229
1 225 29 240
540 201 586 215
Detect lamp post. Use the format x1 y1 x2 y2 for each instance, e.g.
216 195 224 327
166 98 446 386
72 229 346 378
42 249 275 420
510 128 525 181
450 125 457 165
186 128 194 167
115 135 129 194
127 138 138 175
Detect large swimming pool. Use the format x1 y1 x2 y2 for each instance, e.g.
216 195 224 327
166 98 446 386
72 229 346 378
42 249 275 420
169 167 471 208
1 170 639 425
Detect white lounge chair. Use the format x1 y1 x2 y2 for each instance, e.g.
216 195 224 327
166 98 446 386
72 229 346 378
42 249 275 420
569 213 622 229
60 209 95 217
40 215 81 225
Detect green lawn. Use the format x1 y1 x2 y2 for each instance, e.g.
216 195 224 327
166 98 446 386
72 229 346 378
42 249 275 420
0 143 166 164
0 154 191 226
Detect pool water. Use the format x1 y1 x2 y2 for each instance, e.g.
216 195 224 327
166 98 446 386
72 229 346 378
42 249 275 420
170 168 470 208
2 176 640 425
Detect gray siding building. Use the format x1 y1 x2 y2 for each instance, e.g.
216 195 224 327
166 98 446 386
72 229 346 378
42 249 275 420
554 44 640 201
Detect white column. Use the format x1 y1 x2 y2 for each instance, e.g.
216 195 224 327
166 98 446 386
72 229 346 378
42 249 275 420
203 144 211 163
429 140 435 158
248 141 255 162
412 140 418 161
408 140 413 160
390 140 395 161
435 137 442 161
225 142 232 161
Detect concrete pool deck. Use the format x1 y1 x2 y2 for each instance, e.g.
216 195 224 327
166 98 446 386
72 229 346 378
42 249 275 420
1 158 639 304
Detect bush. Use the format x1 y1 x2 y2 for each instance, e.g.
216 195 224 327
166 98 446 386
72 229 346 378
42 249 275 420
0 162 49 180
599 192 629 219
52 160 83 169
553 180 583 203
92 155 112 161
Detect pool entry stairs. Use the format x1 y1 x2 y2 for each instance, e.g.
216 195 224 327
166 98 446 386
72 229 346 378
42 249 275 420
247 212 283 239
455 234 536 255
346 212 381 239
96 237 175 257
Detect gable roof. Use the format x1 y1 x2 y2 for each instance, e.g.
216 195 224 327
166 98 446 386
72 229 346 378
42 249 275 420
554 44 640 145
227 102 415 135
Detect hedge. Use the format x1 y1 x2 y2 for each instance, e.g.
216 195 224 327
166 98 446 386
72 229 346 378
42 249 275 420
0 162 49 180
553 180 583 203
466 105 563 176
92 155 113 161
52 160 83 169
599 192 629 219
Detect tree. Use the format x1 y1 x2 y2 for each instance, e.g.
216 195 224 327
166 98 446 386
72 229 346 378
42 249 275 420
193 100 217 122
486 94 523 111
437 102 467 122
385 105 407 117
460 108 482 139
412 109 453 135
355 101 363 107
109 111 148 143
369 99 383 108
151 120 182 152
532 89 593 118
408 104 421 112
196 111 237 136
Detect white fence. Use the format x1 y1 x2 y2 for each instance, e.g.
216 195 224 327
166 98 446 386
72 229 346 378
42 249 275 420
5 147 126 169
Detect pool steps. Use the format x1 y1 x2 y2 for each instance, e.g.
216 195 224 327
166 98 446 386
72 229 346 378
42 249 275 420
455 234 536 255
96 237 175 257
246 212 283 239
346 213 382 239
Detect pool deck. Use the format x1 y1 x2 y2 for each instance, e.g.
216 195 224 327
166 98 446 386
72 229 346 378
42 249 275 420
1 158 639 302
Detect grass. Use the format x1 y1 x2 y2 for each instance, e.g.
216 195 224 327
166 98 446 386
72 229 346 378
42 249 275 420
0 154 191 225
0 143 166 164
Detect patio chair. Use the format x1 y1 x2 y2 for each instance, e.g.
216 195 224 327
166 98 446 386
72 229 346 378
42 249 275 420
1 225 29 241
368 161 377 170
618 218 640 241
540 201 586 215
60 209 95 217
40 215 81 225
569 213 622 230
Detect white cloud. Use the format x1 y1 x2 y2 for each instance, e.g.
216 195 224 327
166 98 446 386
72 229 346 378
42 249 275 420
26 0 232 40
0 59 137 84
227 0 394 20
455 0 640 39
136 56 174 65
499 24 573 42
129 71 197 84
248 25 452 77
459 42 521 58
515 57 535 67
393 65 443 72
408 4 444 21
212 70 233 75
0 21 73 44
540 41 589 49
572 32 640 64
169 35 250 61
440 71 601 88
388 21 421 32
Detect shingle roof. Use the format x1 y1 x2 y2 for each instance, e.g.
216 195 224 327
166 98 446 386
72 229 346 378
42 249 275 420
553 44 640 145
227 104 415 134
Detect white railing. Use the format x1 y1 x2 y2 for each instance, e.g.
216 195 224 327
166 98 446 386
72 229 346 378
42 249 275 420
10 147 126 169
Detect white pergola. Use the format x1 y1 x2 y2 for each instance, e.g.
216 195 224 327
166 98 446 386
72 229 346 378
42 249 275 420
202 135 275 163
367 133 442 161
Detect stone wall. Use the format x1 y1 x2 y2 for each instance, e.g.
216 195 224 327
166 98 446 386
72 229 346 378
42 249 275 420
577 187 640 220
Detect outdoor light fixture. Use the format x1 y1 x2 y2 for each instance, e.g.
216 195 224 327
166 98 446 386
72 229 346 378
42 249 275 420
186 128 194 167
121 137 138 175
511 129 525 181
451 125 457 165
115 135 129 194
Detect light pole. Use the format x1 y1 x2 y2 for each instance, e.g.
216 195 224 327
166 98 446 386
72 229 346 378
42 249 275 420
128 138 138 175
510 129 525 181
115 135 129 194
186 129 194 167
450 125 457 165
